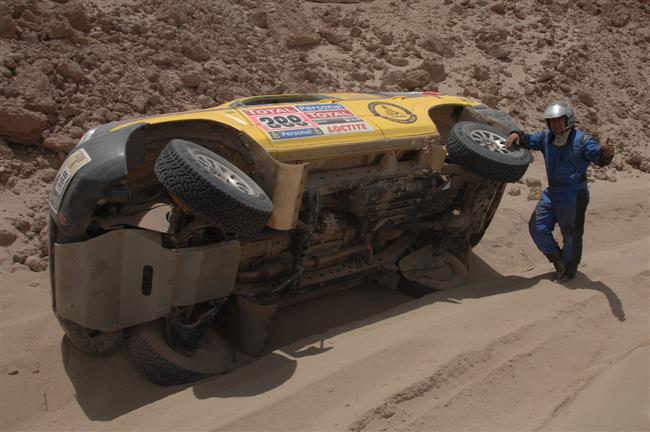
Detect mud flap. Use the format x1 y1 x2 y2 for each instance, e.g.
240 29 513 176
220 296 278 357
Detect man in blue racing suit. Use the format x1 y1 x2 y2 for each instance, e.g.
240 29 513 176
506 101 615 281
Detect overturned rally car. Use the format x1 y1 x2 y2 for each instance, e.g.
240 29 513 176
48 92 530 385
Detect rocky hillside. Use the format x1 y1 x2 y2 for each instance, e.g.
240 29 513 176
1 0 649 273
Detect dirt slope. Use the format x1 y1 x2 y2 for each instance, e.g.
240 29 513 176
1 0 650 274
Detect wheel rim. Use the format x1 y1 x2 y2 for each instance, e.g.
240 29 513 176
193 152 258 196
469 129 509 154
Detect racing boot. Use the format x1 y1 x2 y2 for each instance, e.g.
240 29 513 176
558 261 578 282
545 252 566 281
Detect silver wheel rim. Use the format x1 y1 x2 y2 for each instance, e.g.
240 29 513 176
193 152 258 197
469 129 509 154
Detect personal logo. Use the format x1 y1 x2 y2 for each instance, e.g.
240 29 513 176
368 102 417 124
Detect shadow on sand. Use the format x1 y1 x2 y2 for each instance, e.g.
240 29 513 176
62 253 624 420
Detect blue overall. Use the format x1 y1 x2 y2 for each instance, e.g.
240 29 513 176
522 128 607 275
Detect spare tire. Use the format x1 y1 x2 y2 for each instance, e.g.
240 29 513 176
446 121 531 183
154 139 273 239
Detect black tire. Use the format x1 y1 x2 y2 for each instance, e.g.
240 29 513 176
154 139 273 239
447 121 531 183
127 320 234 386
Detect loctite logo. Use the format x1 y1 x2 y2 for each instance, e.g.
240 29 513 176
326 123 369 133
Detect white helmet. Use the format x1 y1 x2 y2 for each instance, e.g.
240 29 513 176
544 100 575 133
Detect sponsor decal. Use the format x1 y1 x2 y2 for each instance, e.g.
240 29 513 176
49 148 92 214
312 116 364 126
242 107 300 116
241 104 372 140
304 109 354 119
243 107 319 131
296 103 345 112
269 128 324 140
368 102 417 124
325 123 370 134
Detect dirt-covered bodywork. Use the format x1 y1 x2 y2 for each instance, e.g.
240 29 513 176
48 92 530 385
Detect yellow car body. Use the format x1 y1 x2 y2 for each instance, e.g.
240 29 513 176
112 92 481 161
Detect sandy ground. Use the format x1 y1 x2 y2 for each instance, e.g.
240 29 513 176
1 159 648 431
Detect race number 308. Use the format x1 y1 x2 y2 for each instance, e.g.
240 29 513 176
258 115 309 129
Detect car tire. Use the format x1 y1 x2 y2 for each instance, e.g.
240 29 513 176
154 139 273 239
127 319 234 386
447 121 531 183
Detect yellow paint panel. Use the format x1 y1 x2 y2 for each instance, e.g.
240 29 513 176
105 93 483 155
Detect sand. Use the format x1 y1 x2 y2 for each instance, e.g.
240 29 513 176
1 158 648 431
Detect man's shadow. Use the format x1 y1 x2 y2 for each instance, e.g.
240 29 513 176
558 271 626 321
465 254 625 321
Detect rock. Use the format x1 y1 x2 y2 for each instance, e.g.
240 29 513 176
350 26 362 38
319 28 346 45
472 64 490 81
537 70 555 82
13 217 31 234
419 59 446 83
350 70 369 82
0 66 12 78
508 186 522 196
63 1 91 33
527 188 541 201
181 41 211 62
252 11 267 28
33 59 55 75
12 66 58 114
42 135 76 153
0 102 48 145
419 35 455 58
578 91 595 107
378 32 393 46
158 71 182 96
56 60 85 83
486 44 512 60
151 52 174 66
0 228 18 247
525 177 542 188
13 249 30 264
608 12 630 28
382 69 430 90
490 3 507 15
0 10 18 39
0 137 12 158
44 20 76 41
387 56 409 67
611 155 625 171
40 168 58 182
180 68 206 88
8 370 18 376
196 95 215 109
25 255 47 272
262 1 320 49
131 93 149 112
626 152 650 173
